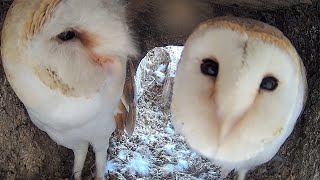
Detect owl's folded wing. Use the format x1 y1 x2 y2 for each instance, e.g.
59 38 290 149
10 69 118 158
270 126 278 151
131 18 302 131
115 60 137 137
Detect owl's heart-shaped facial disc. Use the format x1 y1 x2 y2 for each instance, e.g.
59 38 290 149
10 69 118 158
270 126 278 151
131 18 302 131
171 16 307 180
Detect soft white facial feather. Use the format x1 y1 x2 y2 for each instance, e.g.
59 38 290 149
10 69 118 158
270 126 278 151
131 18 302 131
27 0 136 96
172 18 306 176
1 0 137 179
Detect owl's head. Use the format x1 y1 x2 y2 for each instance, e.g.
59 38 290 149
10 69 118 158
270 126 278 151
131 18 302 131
2 0 137 97
172 17 307 170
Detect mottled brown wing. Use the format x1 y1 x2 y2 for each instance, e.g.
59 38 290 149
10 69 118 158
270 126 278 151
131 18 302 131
115 60 137 137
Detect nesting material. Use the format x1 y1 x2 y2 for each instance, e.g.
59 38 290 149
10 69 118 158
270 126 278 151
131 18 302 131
107 47 226 180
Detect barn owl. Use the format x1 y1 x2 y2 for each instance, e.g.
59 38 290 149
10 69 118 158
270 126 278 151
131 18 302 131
1 0 137 179
171 17 307 179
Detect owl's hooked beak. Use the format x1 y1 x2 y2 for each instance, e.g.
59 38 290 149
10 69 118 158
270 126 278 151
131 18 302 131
216 110 247 144
214 87 257 144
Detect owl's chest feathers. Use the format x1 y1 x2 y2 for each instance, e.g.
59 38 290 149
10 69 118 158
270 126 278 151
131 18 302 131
29 95 114 127
25 67 120 131
24 67 120 148
28 103 116 147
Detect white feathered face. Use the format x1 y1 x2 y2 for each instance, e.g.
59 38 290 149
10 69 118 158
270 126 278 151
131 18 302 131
25 0 136 97
172 24 306 169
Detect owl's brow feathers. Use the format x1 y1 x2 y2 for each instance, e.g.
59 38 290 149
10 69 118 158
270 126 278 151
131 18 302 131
22 0 62 40
192 17 300 64
21 0 100 49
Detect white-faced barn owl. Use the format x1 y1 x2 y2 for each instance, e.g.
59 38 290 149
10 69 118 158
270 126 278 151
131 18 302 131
171 17 307 180
1 0 137 179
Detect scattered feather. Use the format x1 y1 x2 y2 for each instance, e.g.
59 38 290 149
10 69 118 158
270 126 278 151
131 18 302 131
105 160 120 173
163 164 175 174
156 64 167 72
164 144 176 156
117 150 128 161
127 153 150 176
165 125 175 135
176 159 188 171
154 70 166 83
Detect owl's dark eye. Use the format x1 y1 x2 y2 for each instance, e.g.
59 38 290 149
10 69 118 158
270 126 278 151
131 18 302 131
260 76 278 91
57 31 76 41
201 58 219 77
